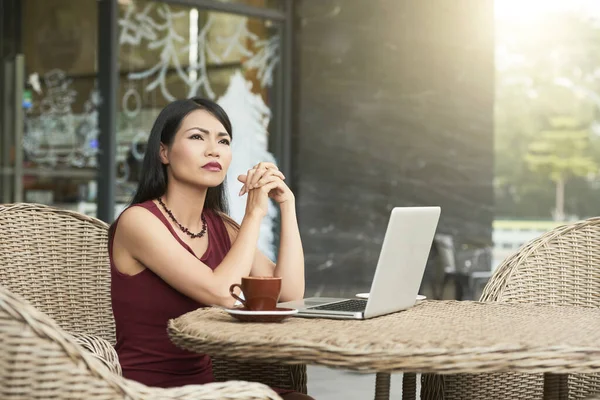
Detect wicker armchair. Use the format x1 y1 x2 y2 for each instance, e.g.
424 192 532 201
0 203 307 393
0 284 280 399
423 217 600 400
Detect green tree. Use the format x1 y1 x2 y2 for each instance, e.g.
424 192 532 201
525 116 598 221
495 12 600 220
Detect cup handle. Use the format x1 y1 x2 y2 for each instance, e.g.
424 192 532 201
229 283 246 307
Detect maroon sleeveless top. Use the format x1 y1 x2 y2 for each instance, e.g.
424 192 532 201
110 200 231 388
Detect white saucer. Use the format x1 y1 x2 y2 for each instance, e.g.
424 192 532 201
224 307 298 323
225 307 298 316
355 293 427 301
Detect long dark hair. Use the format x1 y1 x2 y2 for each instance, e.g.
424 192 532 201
109 97 233 239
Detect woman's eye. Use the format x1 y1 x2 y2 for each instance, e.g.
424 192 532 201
219 139 231 145
190 134 203 140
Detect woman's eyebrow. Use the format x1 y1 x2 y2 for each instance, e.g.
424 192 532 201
185 127 229 137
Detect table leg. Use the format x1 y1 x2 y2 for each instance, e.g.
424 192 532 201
543 373 569 400
374 372 391 400
402 373 417 400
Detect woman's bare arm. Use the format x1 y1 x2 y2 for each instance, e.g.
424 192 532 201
221 203 305 302
115 206 263 308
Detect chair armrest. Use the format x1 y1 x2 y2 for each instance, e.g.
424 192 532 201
72 333 122 376
69 336 282 399
136 381 283 400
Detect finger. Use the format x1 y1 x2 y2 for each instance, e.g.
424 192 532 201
250 169 281 191
246 169 256 185
270 170 285 180
244 170 256 195
243 164 281 194
253 169 284 185
259 180 280 194
249 166 268 188
237 175 248 196
255 162 278 171
255 173 285 189
253 176 280 191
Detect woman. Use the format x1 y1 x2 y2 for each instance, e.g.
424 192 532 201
109 97 311 399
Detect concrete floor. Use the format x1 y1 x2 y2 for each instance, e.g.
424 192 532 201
307 366 421 400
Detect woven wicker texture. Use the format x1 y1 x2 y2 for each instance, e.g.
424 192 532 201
436 217 600 400
0 203 115 342
0 203 306 392
72 333 122 376
0 284 281 400
481 218 600 306
212 361 307 394
168 301 600 374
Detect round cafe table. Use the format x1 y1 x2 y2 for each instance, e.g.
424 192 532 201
168 301 600 400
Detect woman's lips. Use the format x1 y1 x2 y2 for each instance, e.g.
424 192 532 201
202 162 222 172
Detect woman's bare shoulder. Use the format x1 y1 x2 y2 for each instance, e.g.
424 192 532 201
118 204 156 228
115 204 171 245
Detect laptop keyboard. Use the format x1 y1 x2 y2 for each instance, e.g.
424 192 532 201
309 299 367 313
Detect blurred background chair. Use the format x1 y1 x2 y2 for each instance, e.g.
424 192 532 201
423 233 493 301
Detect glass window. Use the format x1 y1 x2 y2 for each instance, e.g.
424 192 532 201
17 0 101 213
117 0 283 258
0 0 289 248
214 0 283 9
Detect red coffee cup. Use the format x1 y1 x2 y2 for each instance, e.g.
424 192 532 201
229 276 282 311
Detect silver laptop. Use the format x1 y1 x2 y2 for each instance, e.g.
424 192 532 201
279 207 441 319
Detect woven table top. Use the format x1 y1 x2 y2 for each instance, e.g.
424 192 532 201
168 301 600 375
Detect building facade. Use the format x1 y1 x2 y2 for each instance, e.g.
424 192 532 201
1 0 495 297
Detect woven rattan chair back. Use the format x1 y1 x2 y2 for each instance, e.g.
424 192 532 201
0 203 115 343
480 217 600 306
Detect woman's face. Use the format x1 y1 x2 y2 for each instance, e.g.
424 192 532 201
160 109 232 188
